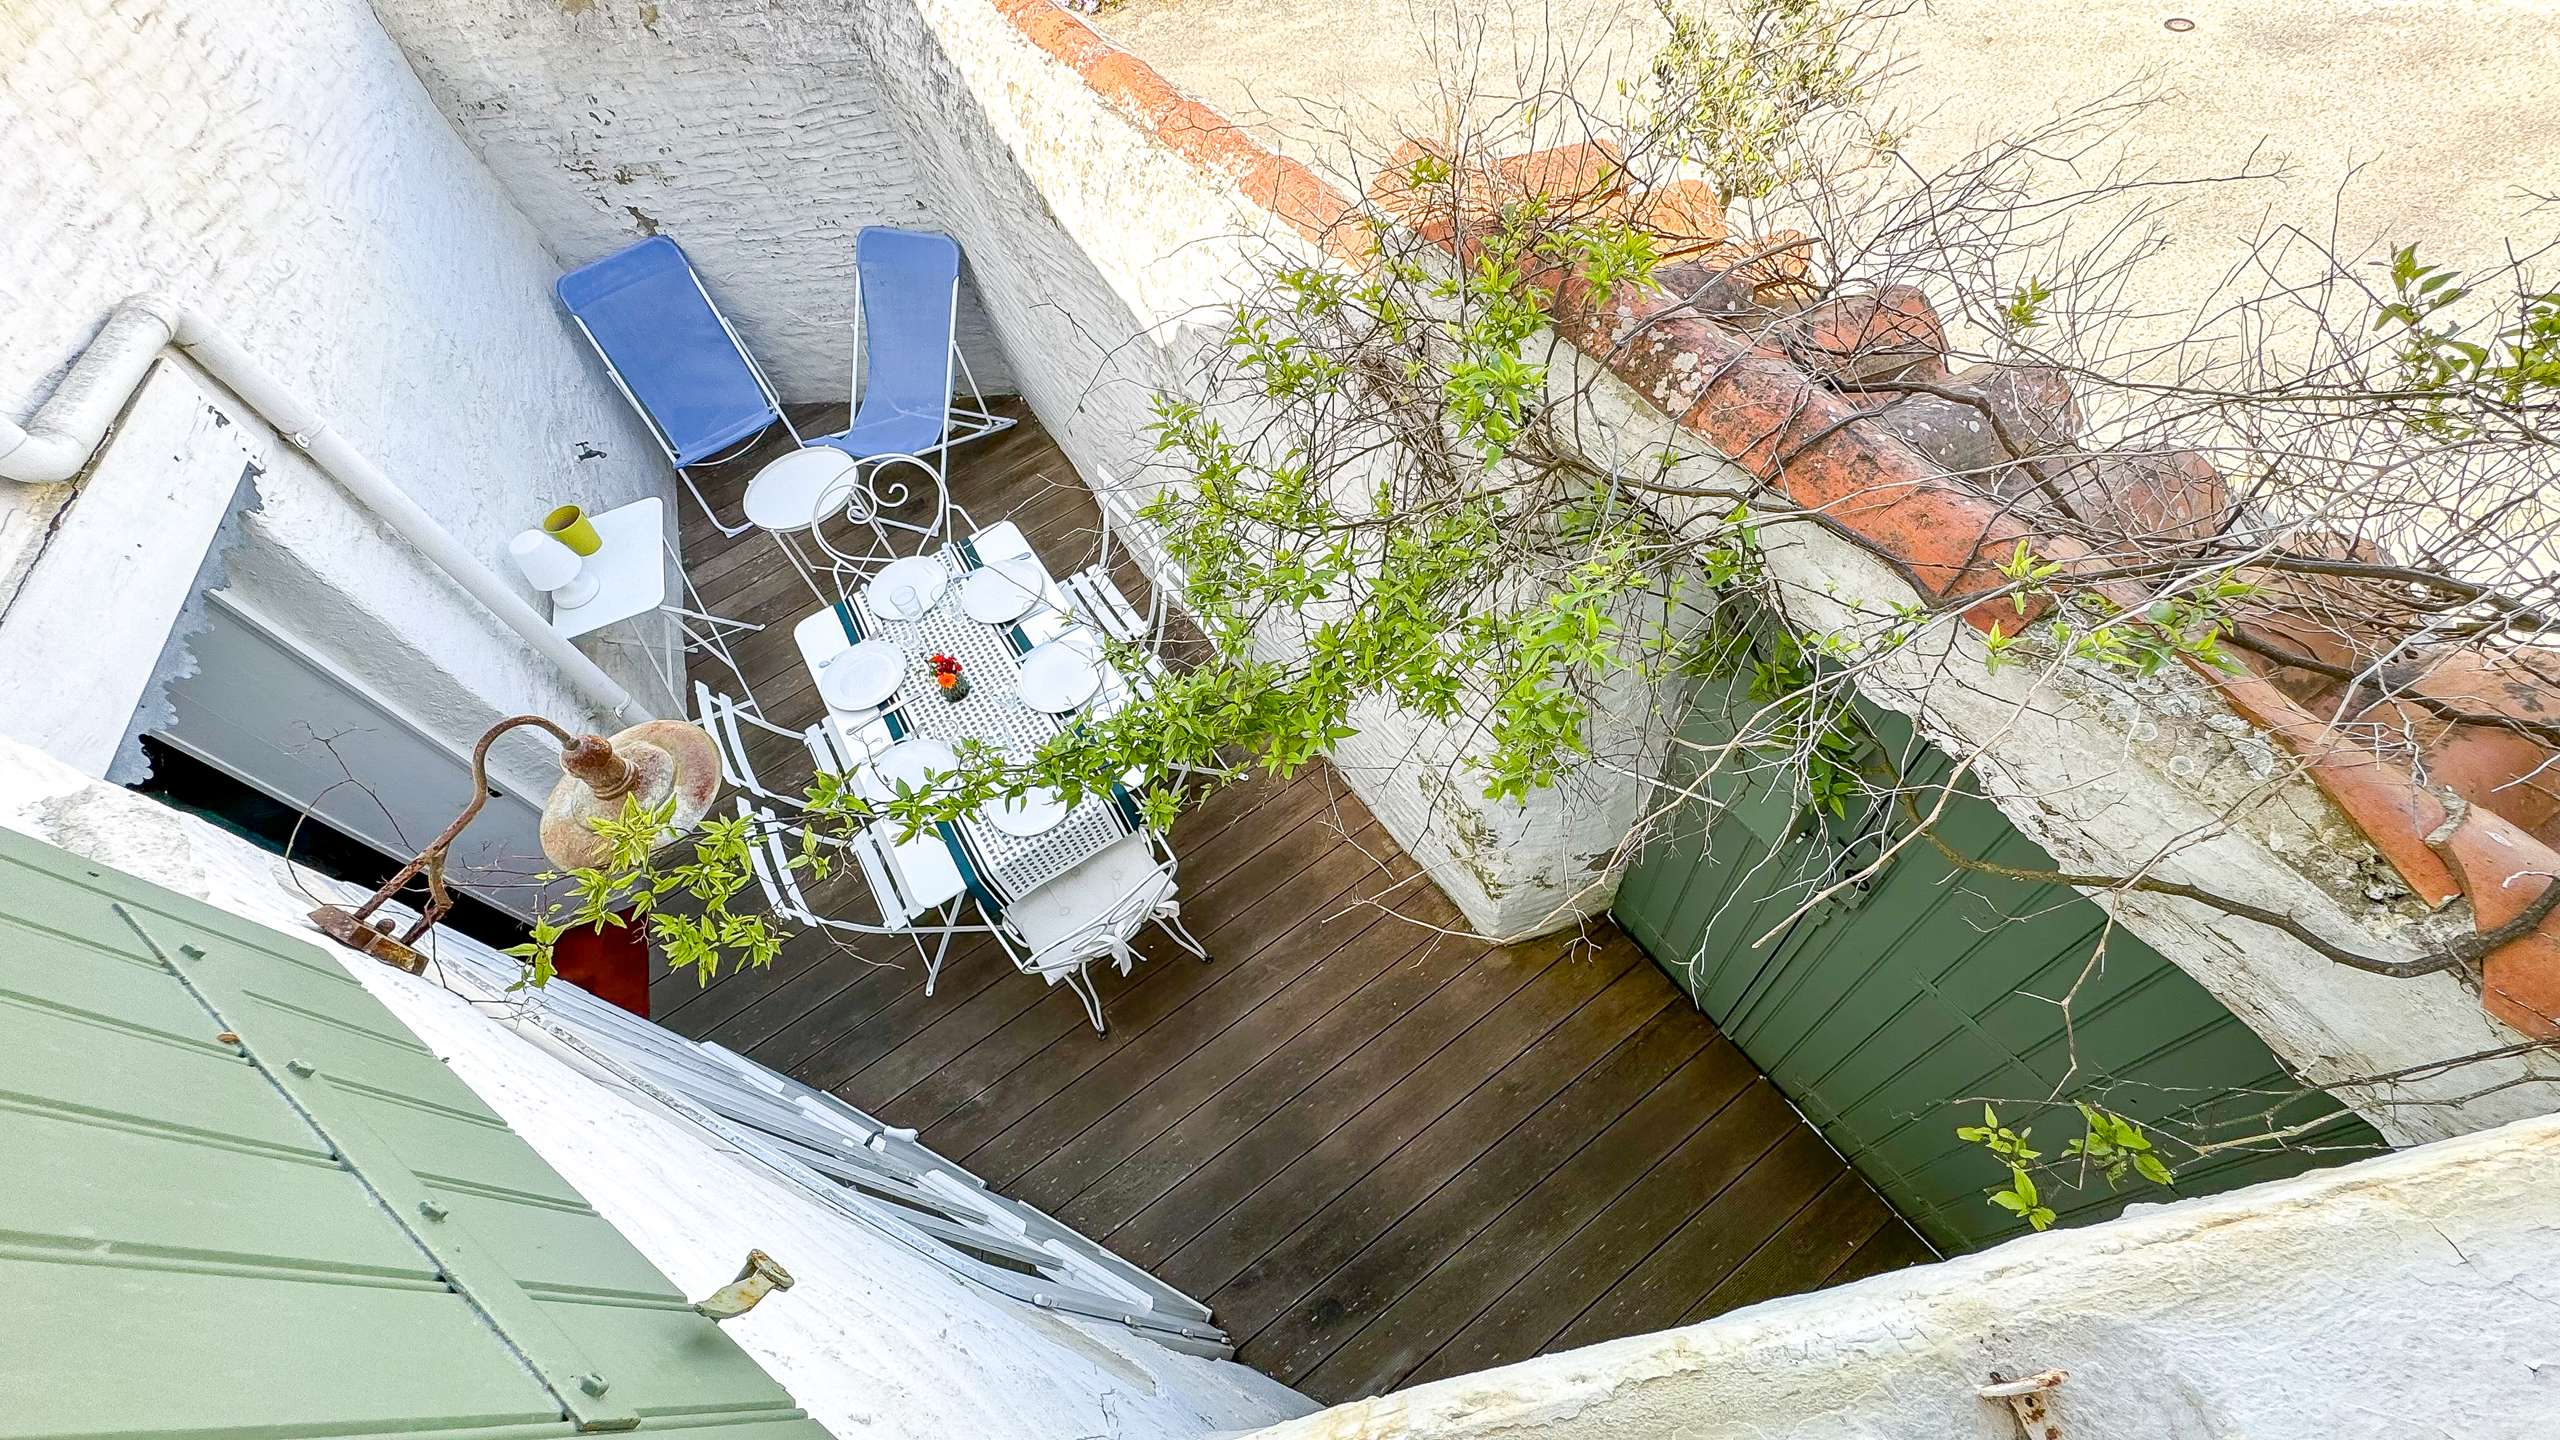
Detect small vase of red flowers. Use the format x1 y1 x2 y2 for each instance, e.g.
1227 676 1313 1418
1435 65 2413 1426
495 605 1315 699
929 653 971 701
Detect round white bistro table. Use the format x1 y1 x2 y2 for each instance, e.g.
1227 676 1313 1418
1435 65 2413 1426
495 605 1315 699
742 446 862 602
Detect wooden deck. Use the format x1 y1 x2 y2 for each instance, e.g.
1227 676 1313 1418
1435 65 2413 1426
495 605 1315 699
657 402 1931 1401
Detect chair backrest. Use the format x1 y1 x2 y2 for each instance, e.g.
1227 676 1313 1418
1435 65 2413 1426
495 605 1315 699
842 825 922 926
737 799 911 934
736 799 819 924
853 227 961 427
558 236 783 467
695 682 759 794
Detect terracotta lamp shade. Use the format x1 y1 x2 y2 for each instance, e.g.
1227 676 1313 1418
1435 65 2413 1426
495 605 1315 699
539 719 724 870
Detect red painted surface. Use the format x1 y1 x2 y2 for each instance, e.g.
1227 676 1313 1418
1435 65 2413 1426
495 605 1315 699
554 909 651 1018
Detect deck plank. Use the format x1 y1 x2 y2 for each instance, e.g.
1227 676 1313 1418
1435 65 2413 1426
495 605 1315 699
656 402 1925 1402
1294 1035 1762 1398
946 816 1399 1177
1230 1003 1710 1382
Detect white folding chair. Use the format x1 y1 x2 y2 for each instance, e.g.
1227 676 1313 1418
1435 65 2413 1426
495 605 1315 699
737 800 984 997
1069 481 1171 649
1056 534 1238 787
695 682 838 806
985 829 1205 1034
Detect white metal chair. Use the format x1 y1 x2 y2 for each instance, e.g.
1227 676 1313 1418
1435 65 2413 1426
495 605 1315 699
695 682 839 804
983 828 1205 1034
806 461 977 590
736 799 983 997
1067 476 1172 650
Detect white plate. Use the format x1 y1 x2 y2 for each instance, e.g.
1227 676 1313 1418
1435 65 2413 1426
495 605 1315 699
959 555 1050 625
855 736 961 805
983 786 1070 838
865 556 950 621
1015 635 1103 713
819 639 904 712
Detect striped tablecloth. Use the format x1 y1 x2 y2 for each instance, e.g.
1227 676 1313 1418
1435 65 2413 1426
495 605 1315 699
819 534 1140 913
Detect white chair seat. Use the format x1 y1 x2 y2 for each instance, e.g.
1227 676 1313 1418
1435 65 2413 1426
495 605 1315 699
1003 832 1173 978
881 824 966 913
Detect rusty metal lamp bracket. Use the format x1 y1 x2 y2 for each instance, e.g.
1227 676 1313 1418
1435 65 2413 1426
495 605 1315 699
308 715 621 973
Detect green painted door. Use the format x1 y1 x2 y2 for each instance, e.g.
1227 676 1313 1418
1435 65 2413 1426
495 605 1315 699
1612 662 2386 1252
0 824 830 1440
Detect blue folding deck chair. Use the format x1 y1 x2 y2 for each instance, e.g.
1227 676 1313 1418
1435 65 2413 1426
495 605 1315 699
556 236 802 537
805 227 1014 554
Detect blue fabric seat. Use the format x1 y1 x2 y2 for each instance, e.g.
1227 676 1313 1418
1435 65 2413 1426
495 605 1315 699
557 236 791 532
810 404 947 462
809 228 966 462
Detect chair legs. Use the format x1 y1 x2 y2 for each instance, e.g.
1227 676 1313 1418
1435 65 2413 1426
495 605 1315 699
1158 908 1210 963
680 467 754 538
1063 965 1107 1034
913 920 955 998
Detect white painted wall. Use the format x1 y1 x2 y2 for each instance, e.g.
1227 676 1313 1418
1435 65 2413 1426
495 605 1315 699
1 0 679 800
0 732 1316 1440
369 0 1015 400
1239 1110 2560 1439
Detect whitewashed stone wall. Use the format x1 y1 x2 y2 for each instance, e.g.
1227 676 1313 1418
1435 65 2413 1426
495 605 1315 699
1240 1111 2560 1439
370 0 1014 399
0 734 1316 1440
1 0 676 794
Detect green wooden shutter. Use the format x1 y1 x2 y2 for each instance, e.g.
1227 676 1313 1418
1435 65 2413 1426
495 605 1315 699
1612 666 2387 1252
0 824 832 1440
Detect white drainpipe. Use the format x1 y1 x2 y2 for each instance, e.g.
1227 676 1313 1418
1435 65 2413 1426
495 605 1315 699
0 296 641 720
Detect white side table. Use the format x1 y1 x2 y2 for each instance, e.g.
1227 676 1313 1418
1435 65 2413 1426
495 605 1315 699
549 495 763 707
744 446 862 604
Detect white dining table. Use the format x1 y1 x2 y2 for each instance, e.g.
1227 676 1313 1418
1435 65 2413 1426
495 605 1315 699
791 521 1144 921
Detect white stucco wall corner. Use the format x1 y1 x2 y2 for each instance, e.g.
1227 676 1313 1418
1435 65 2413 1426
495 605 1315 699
1240 1114 2560 1440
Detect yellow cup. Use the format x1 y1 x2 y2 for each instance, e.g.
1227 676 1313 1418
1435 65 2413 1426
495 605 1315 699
543 504 602 556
